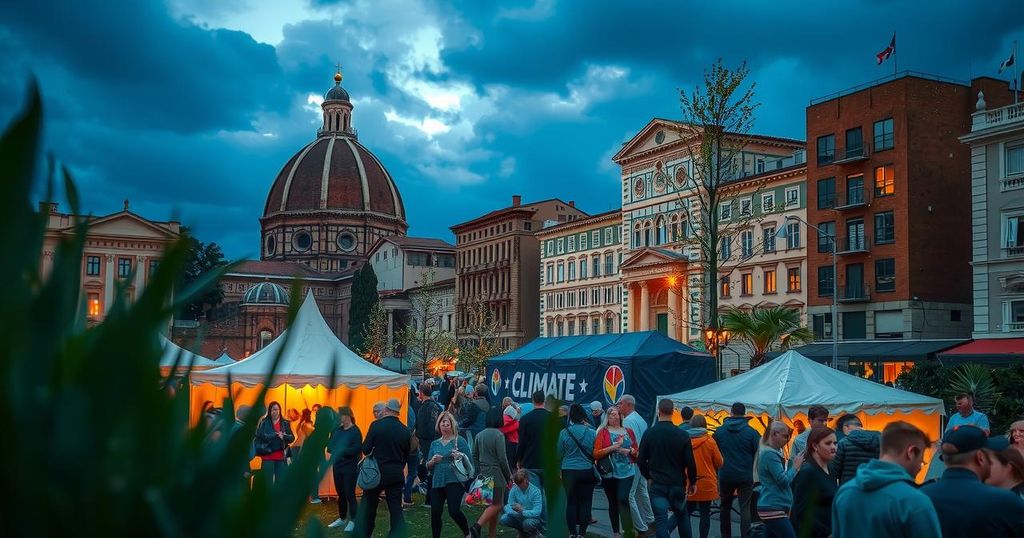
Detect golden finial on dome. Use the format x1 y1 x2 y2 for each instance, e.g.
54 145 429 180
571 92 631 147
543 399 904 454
334 62 343 83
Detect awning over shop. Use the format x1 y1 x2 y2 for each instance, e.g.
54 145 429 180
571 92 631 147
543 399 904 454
790 339 967 361
936 337 1024 364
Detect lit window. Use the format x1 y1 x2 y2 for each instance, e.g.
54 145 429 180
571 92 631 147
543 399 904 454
787 267 801 292
874 165 895 197
741 273 753 296
719 276 730 298
764 270 777 294
88 293 101 317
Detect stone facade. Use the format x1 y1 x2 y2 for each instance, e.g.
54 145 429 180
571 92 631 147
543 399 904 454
538 210 623 337
961 97 1024 337
451 195 587 350
40 201 179 324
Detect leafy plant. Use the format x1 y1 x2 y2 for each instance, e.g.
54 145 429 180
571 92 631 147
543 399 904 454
0 84 330 537
721 306 814 368
948 363 999 412
178 225 228 320
348 263 380 353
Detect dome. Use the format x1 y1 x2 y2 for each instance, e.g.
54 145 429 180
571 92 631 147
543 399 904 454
263 136 406 219
242 282 290 305
325 85 350 102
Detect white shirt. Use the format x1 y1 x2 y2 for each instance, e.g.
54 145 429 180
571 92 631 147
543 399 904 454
623 410 649 443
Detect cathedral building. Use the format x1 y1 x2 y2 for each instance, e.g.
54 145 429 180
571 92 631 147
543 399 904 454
174 69 409 358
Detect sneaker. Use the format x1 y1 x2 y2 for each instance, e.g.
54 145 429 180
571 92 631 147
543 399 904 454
343 521 354 532
310 497 322 504
327 518 344 528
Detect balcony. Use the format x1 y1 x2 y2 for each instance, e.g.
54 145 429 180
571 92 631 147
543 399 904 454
1007 322 1024 332
1002 175 1024 193
1004 246 1024 258
838 284 871 303
834 186 868 210
971 102 1024 131
832 146 869 165
836 237 868 255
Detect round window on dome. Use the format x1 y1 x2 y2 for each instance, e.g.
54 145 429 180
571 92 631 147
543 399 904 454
265 235 277 256
292 231 312 252
337 232 357 252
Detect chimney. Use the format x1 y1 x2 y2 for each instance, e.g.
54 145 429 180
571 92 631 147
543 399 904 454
38 201 58 214
568 201 575 208
512 195 521 207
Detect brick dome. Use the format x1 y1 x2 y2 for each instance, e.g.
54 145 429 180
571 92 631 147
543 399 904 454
263 136 405 219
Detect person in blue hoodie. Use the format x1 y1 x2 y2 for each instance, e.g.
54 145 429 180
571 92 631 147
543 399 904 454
711 402 761 538
756 421 803 538
832 421 941 538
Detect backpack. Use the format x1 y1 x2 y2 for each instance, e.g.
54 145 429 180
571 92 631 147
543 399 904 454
357 452 381 490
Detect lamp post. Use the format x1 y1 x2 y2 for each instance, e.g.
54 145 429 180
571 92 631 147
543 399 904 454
778 215 838 369
703 325 730 379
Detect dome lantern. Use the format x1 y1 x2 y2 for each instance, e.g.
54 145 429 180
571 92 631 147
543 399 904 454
320 66 354 138
242 282 290 306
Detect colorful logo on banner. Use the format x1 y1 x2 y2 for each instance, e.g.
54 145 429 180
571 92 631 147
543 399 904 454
603 365 625 405
490 369 502 396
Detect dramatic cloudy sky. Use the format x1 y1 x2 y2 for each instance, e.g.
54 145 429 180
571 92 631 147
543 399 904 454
1 1 1020 259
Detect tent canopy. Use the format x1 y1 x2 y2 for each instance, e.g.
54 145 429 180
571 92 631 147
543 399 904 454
190 292 408 389
490 331 712 363
660 350 945 418
158 336 229 371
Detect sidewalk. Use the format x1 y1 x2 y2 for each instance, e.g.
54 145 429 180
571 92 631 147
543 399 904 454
586 488 738 538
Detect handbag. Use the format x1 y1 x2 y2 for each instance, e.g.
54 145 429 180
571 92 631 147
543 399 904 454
357 451 381 490
594 430 614 475
254 419 273 456
453 452 475 483
566 426 602 482
465 476 495 506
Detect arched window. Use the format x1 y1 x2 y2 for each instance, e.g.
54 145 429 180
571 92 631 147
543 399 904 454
643 221 652 247
259 330 273 350
656 217 667 245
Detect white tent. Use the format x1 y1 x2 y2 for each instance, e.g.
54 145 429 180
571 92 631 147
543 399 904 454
158 336 229 374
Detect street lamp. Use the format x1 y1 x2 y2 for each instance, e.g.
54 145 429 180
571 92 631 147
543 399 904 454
777 215 838 369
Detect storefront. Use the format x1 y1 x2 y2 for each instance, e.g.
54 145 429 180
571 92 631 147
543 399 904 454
936 338 1024 365
788 339 967 384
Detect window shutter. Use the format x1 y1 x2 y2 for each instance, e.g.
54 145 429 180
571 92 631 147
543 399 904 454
1006 216 1019 248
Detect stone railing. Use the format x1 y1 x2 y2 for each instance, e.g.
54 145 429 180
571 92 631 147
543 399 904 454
973 102 1024 130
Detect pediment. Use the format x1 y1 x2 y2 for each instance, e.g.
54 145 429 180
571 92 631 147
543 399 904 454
76 212 177 240
1000 271 1024 292
620 247 689 271
613 119 697 164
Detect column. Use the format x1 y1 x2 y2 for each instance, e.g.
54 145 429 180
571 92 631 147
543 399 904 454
104 254 115 314
134 255 146 300
639 281 650 332
386 308 394 355
667 285 679 341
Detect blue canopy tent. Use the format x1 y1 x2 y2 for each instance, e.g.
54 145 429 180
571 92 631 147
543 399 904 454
487 331 715 423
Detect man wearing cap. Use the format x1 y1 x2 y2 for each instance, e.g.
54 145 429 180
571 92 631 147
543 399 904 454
588 401 604 428
357 398 413 537
920 425 1024 537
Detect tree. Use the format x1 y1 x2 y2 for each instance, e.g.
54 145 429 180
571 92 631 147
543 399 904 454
459 298 502 375
396 270 457 379
178 226 227 320
359 302 390 364
721 306 813 368
347 263 379 353
672 59 762 334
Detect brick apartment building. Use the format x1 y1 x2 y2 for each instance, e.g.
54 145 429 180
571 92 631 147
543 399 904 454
451 195 587 351
803 73 1012 373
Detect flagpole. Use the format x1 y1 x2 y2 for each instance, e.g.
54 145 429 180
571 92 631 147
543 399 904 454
1015 41 1019 105
893 32 898 76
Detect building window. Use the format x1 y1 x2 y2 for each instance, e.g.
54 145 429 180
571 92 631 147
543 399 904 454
524 221 532 231
546 264 554 284
761 192 775 213
873 118 894 152
720 201 732 221
604 228 613 245
812 313 833 340
875 258 896 292
787 267 801 292
592 230 601 247
764 269 777 294
756 158 765 173
579 233 588 250
605 317 614 334
817 134 835 165
875 211 895 244
740 198 752 216
557 239 564 254
874 165 895 197
568 261 576 280
845 127 863 158
86 255 101 276
740 230 753 258
741 273 753 296
846 174 865 206
604 253 614 275
786 221 801 249
117 258 132 278
592 256 601 277
292 231 312 252
720 235 732 260
818 266 835 297
568 236 576 252
592 318 601 335
546 241 554 256
719 276 730 298
785 186 800 208
149 260 158 277
259 330 273 350
87 293 101 318
818 221 835 253
656 217 667 245
763 226 776 253
579 259 588 279
847 219 866 251
817 178 836 209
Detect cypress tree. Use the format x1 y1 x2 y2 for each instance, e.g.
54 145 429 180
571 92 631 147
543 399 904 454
347 263 380 352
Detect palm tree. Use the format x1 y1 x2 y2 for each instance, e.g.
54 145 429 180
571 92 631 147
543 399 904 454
721 306 814 369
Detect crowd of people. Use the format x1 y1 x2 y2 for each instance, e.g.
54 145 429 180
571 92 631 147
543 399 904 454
217 374 1024 538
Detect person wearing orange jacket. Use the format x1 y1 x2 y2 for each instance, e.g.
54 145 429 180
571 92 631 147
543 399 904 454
683 415 724 538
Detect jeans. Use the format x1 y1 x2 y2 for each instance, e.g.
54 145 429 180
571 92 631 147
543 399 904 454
650 482 691 538
602 475 635 533
761 517 796 538
430 483 469 538
720 479 754 538
687 500 711 538
356 480 405 537
629 465 655 532
403 449 419 502
500 513 544 536
263 458 287 483
562 468 598 536
333 467 358 521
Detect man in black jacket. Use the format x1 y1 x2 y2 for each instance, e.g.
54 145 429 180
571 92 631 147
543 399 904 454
414 384 442 491
459 383 491 439
831 414 881 484
638 399 698 538
712 402 761 538
357 398 411 537
515 390 550 487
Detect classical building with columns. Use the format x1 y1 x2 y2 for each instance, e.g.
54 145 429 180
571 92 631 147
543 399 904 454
538 209 623 337
612 118 806 346
40 200 181 324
